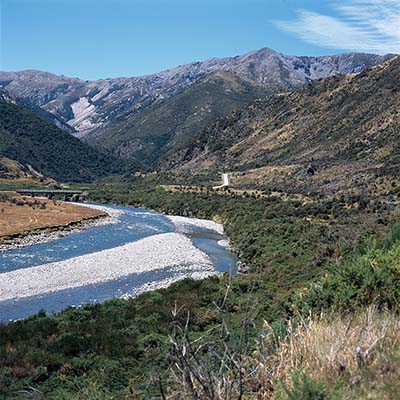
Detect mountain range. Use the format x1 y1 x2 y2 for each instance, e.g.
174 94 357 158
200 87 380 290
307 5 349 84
0 47 397 184
0 48 394 139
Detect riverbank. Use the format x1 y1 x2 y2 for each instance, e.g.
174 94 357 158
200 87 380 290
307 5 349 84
0 194 108 250
0 232 215 301
79 202 225 235
0 202 235 322
166 214 224 235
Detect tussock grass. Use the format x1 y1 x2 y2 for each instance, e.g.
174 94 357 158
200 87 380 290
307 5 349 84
256 306 400 399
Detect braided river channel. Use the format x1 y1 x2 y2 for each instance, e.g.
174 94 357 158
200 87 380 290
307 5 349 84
0 203 237 322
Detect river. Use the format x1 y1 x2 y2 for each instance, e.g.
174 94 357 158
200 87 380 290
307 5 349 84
0 204 236 322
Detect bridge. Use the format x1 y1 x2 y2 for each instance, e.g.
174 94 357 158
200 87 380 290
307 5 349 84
15 189 84 201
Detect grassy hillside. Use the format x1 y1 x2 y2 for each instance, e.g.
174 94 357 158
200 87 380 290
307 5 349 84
87 71 268 167
0 156 49 180
0 156 57 189
0 99 126 182
168 56 400 197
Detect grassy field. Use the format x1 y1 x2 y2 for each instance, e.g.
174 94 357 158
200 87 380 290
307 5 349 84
0 193 105 240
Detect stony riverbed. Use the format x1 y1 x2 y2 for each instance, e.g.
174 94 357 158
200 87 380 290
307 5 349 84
0 232 215 301
0 203 236 321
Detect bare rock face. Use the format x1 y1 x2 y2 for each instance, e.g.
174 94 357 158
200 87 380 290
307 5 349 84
0 48 395 137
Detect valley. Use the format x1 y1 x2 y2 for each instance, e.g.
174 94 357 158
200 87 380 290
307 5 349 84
0 45 399 400
0 200 236 322
1 172 397 398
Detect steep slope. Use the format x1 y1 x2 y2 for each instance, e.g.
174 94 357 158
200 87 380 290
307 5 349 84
0 97 125 182
169 56 400 195
17 98 76 134
0 49 394 137
86 71 268 166
0 156 54 183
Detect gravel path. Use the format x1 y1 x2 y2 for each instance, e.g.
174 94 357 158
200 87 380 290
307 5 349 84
0 232 214 301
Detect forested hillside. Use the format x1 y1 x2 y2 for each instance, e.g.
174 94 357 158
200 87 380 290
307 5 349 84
0 98 126 182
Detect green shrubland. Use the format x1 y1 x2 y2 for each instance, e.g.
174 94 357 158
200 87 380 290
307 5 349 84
0 176 398 399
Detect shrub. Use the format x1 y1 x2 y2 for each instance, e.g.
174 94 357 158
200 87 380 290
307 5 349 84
275 371 342 400
256 307 400 400
294 223 400 314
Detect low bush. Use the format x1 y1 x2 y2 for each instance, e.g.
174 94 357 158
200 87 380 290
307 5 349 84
275 371 342 400
294 223 400 314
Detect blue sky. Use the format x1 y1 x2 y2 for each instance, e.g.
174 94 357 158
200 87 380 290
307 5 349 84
1 0 399 80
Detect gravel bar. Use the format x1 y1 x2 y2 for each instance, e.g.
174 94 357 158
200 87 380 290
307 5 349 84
166 215 223 234
0 232 214 301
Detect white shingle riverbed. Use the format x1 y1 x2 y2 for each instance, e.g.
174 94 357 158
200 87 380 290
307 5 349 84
0 232 215 301
0 203 231 312
166 215 224 235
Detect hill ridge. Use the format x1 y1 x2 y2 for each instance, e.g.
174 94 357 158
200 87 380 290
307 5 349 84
164 55 400 196
0 93 126 182
0 48 394 136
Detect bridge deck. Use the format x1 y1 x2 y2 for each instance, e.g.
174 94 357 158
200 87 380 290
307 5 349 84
16 190 83 195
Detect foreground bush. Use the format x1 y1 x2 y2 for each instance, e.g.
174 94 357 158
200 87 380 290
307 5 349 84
294 223 400 314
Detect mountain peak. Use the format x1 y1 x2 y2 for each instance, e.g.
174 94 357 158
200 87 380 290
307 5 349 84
0 48 395 136
241 47 278 57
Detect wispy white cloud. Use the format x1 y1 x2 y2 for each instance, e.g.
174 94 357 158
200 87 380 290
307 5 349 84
275 0 400 54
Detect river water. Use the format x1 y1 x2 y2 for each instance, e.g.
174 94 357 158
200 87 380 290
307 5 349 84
0 204 236 322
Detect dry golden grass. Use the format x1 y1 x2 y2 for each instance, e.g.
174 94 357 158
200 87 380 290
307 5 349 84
0 195 106 238
0 157 55 184
229 160 398 199
255 307 400 399
161 183 312 204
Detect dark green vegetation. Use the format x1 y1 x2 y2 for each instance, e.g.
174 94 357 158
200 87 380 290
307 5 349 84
1 174 398 399
0 97 127 182
87 71 267 168
168 56 400 197
294 224 400 315
275 371 343 400
15 97 76 135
